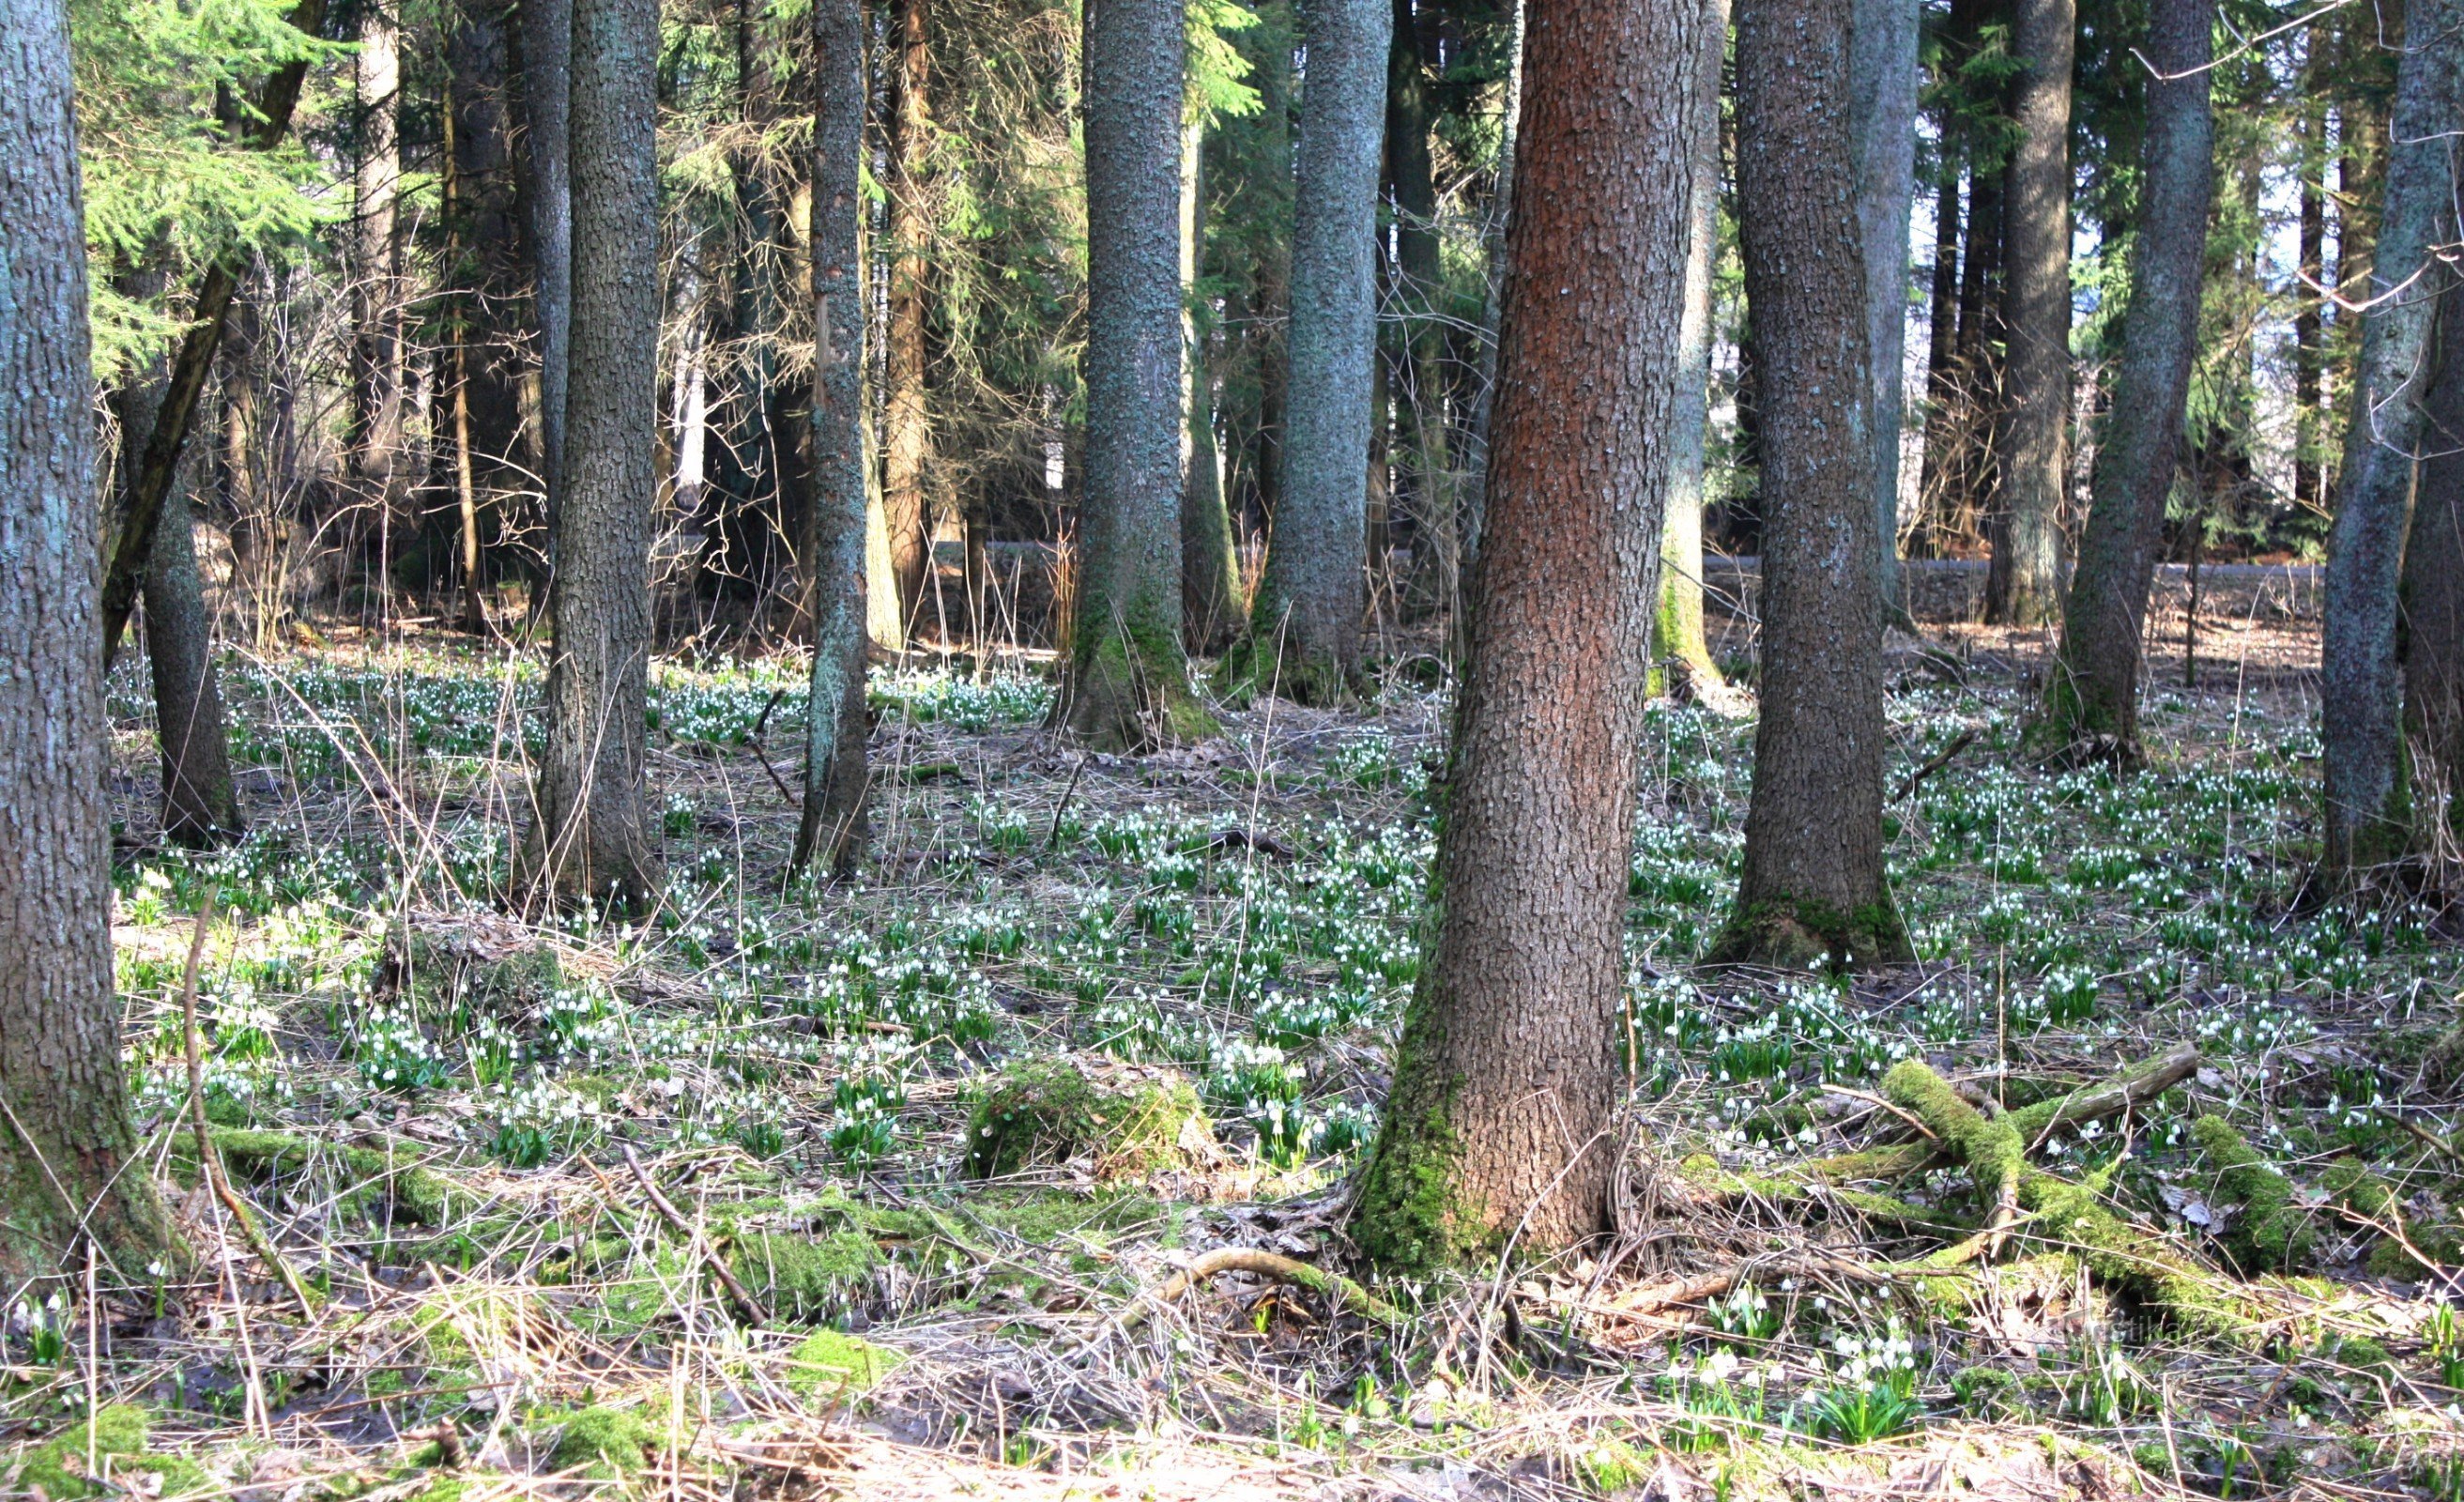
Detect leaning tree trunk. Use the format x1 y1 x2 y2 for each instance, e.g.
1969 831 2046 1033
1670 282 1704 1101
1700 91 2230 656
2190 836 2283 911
1238 0 1392 703
2042 0 2212 764
1707 0 1911 967
1182 112 1244 653
1059 0 1213 748
880 0 933 647
1352 0 1702 1273
795 0 872 877
518 0 573 625
2321 0 2464 889
1982 0 2071 626
1852 0 1917 617
2411 297 2464 849
522 0 663 908
0 0 180 1283
1388 0 1459 624
1653 0 1730 702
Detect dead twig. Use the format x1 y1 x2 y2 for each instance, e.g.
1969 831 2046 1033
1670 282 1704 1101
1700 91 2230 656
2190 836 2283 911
1891 728 1979 804
621 1145 773 1326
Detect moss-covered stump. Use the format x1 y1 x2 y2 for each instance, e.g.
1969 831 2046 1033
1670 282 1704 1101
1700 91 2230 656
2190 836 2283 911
2191 1116 2314 1273
965 1057 1215 1181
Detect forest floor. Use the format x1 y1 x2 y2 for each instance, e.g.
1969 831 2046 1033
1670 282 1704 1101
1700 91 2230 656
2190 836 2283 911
16 582 2464 1501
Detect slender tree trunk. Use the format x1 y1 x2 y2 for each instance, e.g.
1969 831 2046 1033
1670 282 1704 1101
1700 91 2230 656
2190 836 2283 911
1983 0 2072 625
795 0 871 877
2041 0 2213 762
442 74 492 634
1388 0 1458 623
2322 0 2464 888
1352 0 1701 1274
355 0 408 532
2295 56 2328 514
1182 113 1243 651
1059 0 1213 747
880 0 933 645
0 0 179 1282
1946 157 2003 552
1852 0 1917 615
1241 0 1392 701
1915 160 1961 552
449 0 526 487
522 0 663 908
1456 0 1524 603
1708 0 1910 966
1653 0 1730 700
519 0 574 625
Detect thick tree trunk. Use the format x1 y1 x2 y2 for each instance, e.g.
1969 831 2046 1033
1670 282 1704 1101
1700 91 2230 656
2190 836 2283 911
1241 0 1391 701
2040 0 2212 763
1653 0 1730 699
1852 0 1917 614
0 0 179 1282
1182 115 1244 652
2321 0 2464 887
522 0 663 908
1059 0 1212 747
449 0 526 487
880 0 933 646
1708 0 1910 966
145 492 246 846
519 0 574 621
1983 0 2072 625
2410 296 2464 850
1388 0 1458 623
794 0 871 877
1352 0 1700 1273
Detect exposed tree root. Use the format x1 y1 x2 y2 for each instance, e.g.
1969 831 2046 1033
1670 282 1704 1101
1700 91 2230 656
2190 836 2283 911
1124 1248 1405 1331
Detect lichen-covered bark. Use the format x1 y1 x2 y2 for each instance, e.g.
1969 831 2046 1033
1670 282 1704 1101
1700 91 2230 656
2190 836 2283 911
2322 0 2464 886
1851 0 1917 615
1241 0 1391 702
2043 0 2214 763
1982 0 2072 626
522 0 663 908
1707 0 1911 967
0 0 179 1281
1353 0 1702 1273
1652 0 1729 698
794 0 873 878
1063 0 1213 749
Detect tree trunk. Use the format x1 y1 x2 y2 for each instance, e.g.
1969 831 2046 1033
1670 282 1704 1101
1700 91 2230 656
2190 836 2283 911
880 0 933 647
1388 0 1459 623
355 0 408 534
1059 0 1212 747
449 0 527 489
145 491 246 846
519 0 573 624
1240 0 1391 702
2323 0 2464 887
1182 113 1244 652
1653 0 1730 699
1943 156 2003 553
2295 52 2328 514
1456 0 1525 605
2410 294 2464 850
1915 158 1961 550
522 0 664 908
442 71 492 634
1852 0 1917 615
1983 0 2071 625
795 0 872 877
0 0 179 1282
1351 0 1701 1273
2040 0 2213 763
1707 0 1910 966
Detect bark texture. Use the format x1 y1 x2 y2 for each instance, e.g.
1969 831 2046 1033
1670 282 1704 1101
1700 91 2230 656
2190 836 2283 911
522 0 663 907
0 0 179 1281
145 493 245 847
1851 0 1917 612
1352 0 1700 1273
880 0 934 646
1455 0 1524 604
2322 0 2464 885
1061 0 1211 748
2042 0 2213 762
520 0 574 602
795 0 873 877
355 0 409 529
1654 0 1730 698
2413 299 2464 848
1708 0 1910 966
1983 0 2072 625
1241 0 1393 702
1388 0 1458 623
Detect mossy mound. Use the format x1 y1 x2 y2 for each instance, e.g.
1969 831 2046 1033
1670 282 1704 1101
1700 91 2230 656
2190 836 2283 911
205 1126 451 1223
784 1329 903 1401
544 1405 659 1476
729 1229 883 1322
965 1057 1214 1180
15 1405 209 1499
2191 1116 2314 1272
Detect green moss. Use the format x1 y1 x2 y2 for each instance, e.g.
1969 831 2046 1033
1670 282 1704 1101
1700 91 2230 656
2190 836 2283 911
784 1329 903 1401
546 1405 657 1476
207 1127 450 1223
1217 632 1354 710
18 1405 209 1499
729 1230 882 1322
1882 1059 2021 1213
1351 1092 1493 1276
1060 619 1218 750
964 1058 1212 1180
2190 1116 2313 1272
1706 896 1915 969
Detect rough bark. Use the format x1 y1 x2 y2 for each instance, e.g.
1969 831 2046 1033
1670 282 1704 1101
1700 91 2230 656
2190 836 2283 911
1060 0 1212 748
880 0 933 646
1456 0 1525 602
2041 0 2213 763
1653 0 1730 698
2321 0 2464 887
0 0 180 1282
794 0 872 877
144 490 244 847
1352 0 1700 1273
2411 297 2464 848
1852 0 1917 614
521 0 664 908
355 0 408 533
1238 0 1393 702
1707 0 1910 966
1388 0 1458 623
1983 0 2071 625
519 0 574 614
1182 114 1244 652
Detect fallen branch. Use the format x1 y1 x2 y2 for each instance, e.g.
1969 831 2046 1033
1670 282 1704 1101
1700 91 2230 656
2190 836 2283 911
1891 728 1979 804
1123 1248 1404 1331
622 1146 773 1326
